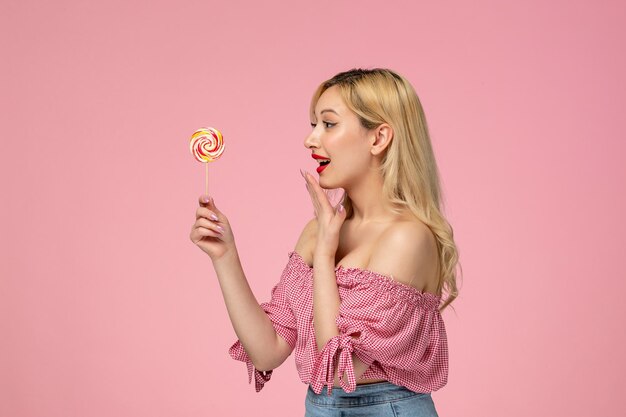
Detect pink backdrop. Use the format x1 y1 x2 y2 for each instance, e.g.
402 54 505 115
2 0 625 416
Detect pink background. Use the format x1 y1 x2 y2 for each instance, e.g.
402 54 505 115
2 0 625 416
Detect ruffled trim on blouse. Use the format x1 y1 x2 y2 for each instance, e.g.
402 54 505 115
288 250 441 311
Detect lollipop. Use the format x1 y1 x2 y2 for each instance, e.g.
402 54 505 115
189 127 225 197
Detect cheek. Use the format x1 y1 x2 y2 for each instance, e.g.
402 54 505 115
343 135 370 159
324 127 369 164
327 129 362 152
338 145 370 172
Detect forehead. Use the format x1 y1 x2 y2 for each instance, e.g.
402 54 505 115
313 85 346 115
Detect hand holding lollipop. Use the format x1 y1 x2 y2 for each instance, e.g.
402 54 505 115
189 127 225 197
189 126 235 261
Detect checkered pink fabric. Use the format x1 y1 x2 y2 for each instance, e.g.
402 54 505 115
228 251 448 396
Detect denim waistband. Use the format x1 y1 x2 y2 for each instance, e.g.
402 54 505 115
306 382 430 407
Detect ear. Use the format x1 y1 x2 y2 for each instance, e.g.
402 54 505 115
370 123 393 156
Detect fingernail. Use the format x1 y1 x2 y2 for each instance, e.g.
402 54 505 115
210 213 218 221
338 204 344 212
216 225 224 233
202 195 210 203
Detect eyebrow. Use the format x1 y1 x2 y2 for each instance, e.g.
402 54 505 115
311 108 340 122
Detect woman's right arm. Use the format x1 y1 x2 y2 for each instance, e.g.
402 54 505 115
190 195 292 371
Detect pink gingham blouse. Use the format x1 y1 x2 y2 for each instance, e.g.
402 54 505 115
228 250 448 396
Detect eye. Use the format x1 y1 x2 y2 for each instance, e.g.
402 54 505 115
310 121 336 129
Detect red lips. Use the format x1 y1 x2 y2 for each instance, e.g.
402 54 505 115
312 153 330 174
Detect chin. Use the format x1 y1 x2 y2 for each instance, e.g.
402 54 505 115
319 178 341 191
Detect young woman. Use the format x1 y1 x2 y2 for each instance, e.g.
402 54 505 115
190 68 460 416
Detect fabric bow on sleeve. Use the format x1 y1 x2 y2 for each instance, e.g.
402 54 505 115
229 341 273 392
309 334 362 395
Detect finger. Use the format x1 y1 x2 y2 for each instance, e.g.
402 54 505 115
198 194 210 207
199 195 224 218
305 174 332 213
303 174 320 205
190 223 222 242
195 226 223 239
206 196 223 216
196 218 224 234
335 203 346 219
305 182 320 212
196 206 220 222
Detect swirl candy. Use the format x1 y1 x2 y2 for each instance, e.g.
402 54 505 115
189 127 225 163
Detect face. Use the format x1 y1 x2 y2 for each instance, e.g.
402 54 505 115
304 85 373 189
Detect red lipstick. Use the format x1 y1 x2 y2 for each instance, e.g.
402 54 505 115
316 164 329 174
312 153 331 174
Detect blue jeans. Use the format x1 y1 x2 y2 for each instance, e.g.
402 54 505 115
305 381 439 416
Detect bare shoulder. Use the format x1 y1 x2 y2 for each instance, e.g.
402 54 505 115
366 219 439 294
293 217 318 262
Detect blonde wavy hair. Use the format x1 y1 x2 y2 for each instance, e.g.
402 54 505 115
309 68 461 312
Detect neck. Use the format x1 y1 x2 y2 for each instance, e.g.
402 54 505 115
344 169 395 225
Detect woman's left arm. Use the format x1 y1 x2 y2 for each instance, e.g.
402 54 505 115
301 170 368 383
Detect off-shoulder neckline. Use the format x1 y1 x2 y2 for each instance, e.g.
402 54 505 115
288 250 441 301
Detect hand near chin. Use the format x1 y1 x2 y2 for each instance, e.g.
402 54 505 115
300 169 347 258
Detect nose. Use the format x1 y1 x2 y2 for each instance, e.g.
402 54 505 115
304 128 319 150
